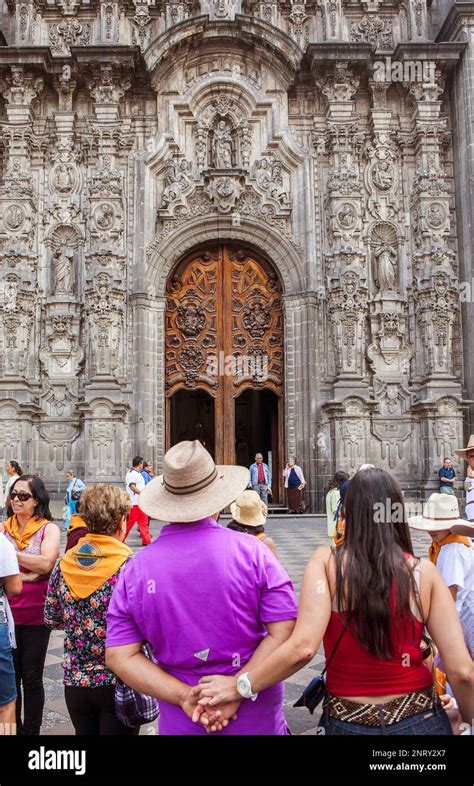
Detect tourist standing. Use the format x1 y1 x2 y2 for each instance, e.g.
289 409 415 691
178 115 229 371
325 471 349 538
140 462 154 485
438 457 456 495
4 462 22 519
124 457 151 546
45 484 139 735
195 468 474 735
64 470 86 532
455 435 474 522
408 493 474 660
249 453 272 505
228 490 278 559
2 475 60 735
105 440 297 735
0 531 22 734
64 504 88 553
282 457 306 514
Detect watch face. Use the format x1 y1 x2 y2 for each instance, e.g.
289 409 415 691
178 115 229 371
237 676 250 697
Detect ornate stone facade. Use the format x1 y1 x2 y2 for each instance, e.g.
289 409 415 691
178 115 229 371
1 0 473 506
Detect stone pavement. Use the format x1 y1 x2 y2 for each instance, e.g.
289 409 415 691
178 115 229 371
40 514 432 736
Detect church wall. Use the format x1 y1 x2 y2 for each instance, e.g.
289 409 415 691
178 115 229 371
0 0 471 508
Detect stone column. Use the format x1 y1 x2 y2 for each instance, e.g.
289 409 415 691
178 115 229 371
0 66 43 472
406 68 465 488
37 73 85 483
129 293 166 472
440 3 474 430
364 78 415 480
283 292 322 510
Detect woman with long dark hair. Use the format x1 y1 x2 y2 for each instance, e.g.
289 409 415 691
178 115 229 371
195 468 474 734
1 475 60 734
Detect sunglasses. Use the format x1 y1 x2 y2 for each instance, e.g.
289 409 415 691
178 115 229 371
10 491 34 502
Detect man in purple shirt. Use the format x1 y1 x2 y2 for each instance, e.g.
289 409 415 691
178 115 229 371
106 440 298 735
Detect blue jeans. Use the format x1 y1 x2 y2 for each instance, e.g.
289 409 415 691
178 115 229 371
318 701 453 735
0 621 16 706
252 484 269 505
439 485 455 496
64 499 77 530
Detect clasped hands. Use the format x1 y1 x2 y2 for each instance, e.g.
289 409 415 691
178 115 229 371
182 675 242 733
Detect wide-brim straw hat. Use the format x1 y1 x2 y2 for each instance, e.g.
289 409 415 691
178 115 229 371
230 490 267 528
408 493 474 535
138 440 249 523
455 434 474 459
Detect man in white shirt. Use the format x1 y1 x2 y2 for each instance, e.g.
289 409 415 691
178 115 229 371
124 456 151 546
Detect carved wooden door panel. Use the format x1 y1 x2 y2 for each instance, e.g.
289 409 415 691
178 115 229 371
165 245 284 468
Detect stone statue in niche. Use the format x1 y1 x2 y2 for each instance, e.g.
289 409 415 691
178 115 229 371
374 245 397 291
211 120 233 168
53 243 74 294
372 160 394 191
54 163 74 194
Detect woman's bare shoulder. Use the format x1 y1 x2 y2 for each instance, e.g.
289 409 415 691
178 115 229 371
310 545 333 565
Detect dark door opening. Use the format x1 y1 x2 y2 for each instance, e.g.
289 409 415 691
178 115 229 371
235 388 282 504
169 390 215 460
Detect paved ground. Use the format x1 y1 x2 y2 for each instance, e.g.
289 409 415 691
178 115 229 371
40 513 432 736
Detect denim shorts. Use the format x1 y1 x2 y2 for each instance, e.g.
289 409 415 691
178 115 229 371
0 621 17 706
318 701 453 736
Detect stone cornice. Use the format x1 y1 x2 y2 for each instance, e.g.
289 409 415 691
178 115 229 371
0 45 139 74
305 42 373 72
393 41 467 68
71 45 139 68
0 47 54 70
436 1 474 42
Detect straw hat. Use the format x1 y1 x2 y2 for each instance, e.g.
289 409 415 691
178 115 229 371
455 434 474 459
230 490 268 528
138 440 249 523
408 493 474 536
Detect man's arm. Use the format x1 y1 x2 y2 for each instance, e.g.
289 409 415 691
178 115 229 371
105 643 227 729
128 484 141 495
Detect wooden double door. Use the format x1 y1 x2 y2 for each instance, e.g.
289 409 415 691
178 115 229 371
165 244 284 501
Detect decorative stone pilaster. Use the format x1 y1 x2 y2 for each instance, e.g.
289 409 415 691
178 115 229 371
407 69 461 385
0 66 43 395
317 64 368 395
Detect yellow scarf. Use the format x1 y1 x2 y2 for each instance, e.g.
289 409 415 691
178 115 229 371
429 533 472 565
60 533 132 600
67 514 88 534
333 514 345 547
4 514 49 550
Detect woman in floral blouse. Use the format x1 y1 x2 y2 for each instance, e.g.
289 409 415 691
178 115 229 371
45 484 138 735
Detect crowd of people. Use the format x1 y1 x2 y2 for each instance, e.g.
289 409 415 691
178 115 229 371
0 438 472 737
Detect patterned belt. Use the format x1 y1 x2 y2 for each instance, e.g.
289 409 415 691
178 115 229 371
324 687 438 727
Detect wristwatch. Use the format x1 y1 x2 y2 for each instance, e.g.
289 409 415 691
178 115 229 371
236 672 258 701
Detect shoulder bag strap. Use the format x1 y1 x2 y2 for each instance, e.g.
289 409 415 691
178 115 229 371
320 621 348 678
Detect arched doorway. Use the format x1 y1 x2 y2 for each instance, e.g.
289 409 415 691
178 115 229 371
165 244 285 502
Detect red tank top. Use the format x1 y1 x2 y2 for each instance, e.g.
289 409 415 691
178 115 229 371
323 564 433 697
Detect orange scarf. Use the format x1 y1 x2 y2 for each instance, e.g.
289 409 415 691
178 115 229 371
4 514 49 550
67 514 88 534
60 533 132 600
333 514 345 547
429 533 472 565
